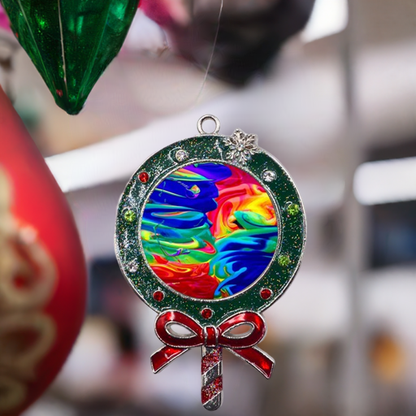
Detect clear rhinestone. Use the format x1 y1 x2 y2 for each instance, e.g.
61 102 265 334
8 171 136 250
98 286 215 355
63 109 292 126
126 259 139 273
175 149 189 162
263 170 276 182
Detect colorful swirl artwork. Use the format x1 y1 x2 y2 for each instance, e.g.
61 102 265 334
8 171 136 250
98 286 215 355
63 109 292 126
141 162 278 300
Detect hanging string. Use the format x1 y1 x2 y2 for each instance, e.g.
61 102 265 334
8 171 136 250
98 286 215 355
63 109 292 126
195 0 224 105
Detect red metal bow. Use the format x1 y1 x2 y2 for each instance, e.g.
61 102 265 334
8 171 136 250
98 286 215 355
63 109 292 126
151 310 274 378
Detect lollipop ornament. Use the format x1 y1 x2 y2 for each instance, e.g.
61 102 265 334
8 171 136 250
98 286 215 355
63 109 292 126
115 115 306 410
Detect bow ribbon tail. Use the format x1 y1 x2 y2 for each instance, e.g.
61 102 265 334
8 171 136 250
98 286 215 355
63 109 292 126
229 346 275 379
151 345 189 373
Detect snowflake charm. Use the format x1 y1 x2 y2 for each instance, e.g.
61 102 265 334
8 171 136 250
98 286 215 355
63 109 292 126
223 129 260 165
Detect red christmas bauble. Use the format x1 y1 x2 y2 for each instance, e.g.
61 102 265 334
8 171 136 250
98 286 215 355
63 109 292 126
0 86 87 415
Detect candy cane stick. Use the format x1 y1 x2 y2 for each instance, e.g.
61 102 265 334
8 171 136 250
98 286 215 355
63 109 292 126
201 346 223 410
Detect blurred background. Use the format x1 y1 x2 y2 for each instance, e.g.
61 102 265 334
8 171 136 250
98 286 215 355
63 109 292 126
1 0 416 415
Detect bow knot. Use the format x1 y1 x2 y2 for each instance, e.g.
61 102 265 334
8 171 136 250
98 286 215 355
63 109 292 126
151 310 274 378
204 326 218 347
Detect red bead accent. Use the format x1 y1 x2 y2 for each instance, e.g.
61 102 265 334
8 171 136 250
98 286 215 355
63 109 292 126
138 172 149 183
153 290 164 301
260 288 272 300
201 308 213 319
56 89 63 97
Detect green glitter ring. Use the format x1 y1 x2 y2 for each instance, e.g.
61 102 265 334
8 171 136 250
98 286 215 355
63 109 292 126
115 134 306 326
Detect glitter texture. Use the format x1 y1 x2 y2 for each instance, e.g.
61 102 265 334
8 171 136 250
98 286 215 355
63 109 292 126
201 376 223 404
201 348 221 373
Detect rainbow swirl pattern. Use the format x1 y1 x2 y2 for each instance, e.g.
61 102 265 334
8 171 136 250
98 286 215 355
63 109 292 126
141 163 278 300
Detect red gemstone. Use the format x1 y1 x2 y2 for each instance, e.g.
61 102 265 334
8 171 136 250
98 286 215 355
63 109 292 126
139 172 149 183
56 89 63 97
260 288 272 300
153 290 164 301
201 308 213 319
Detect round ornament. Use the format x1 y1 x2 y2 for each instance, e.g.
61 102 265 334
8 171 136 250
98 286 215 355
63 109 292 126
115 115 306 410
0 86 87 416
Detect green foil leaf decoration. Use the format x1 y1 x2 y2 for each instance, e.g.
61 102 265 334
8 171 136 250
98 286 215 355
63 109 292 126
1 0 139 114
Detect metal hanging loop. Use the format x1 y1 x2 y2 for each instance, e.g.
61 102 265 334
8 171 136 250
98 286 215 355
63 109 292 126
197 114 221 135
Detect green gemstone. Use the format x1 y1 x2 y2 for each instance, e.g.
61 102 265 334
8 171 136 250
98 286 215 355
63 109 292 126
1 0 139 115
287 203 300 216
278 255 291 267
124 209 136 222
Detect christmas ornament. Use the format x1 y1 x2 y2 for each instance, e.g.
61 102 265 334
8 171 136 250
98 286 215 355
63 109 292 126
0 0 140 115
0 86 87 415
140 0 315 85
115 115 306 410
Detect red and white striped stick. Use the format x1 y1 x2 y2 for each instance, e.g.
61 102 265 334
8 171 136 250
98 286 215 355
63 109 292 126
151 311 274 410
201 346 223 410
